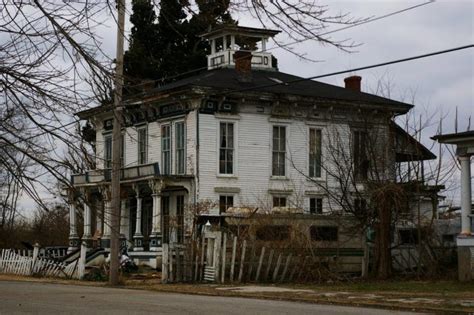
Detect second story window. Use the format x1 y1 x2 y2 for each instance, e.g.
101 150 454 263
104 134 112 169
272 126 286 176
273 196 287 208
309 128 322 178
219 122 234 174
162 125 171 174
353 130 368 180
175 122 185 175
137 126 147 165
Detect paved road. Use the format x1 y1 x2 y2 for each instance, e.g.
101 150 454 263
0 281 420 315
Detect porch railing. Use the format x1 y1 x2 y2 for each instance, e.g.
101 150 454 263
71 162 160 185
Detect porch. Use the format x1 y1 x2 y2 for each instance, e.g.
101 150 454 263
68 162 195 268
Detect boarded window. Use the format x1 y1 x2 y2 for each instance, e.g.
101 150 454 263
272 126 286 176
310 226 338 241
309 128 322 177
175 122 185 174
310 197 323 214
219 195 233 213
219 122 234 174
227 225 250 238
256 225 290 241
161 125 171 174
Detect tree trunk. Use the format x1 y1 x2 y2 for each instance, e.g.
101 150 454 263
374 205 392 279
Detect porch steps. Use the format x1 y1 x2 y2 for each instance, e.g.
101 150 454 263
203 266 216 282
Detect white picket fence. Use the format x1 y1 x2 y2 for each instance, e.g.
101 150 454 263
0 249 79 279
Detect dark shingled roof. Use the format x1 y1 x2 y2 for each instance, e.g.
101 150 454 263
147 68 413 112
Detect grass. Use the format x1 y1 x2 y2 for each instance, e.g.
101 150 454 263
290 279 474 296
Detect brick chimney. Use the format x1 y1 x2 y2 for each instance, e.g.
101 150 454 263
234 50 252 82
344 75 362 92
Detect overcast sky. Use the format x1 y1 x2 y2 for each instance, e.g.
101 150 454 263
17 0 473 211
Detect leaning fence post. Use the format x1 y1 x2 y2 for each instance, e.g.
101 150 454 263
221 233 227 283
255 246 266 282
77 241 87 280
238 240 247 283
230 236 237 282
30 243 40 275
162 243 169 283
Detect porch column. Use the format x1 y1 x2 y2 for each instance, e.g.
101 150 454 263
101 199 112 249
150 192 162 251
82 200 92 246
68 201 79 252
120 199 130 250
133 187 144 251
460 155 472 235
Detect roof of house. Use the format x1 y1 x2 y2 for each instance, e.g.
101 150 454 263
145 68 413 111
431 130 474 144
200 25 281 38
77 68 414 118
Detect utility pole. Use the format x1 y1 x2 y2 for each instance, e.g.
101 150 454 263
110 0 125 286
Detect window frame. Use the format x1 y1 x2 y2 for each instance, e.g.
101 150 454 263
272 196 287 208
272 125 287 177
175 121 186 175
218 121 236 176
310 226 338 242
353 129 368 180
161 124 172 175
104 133 112 169
137 125 148 165
309 197 323 214
308 128 322 178
219 195 234 213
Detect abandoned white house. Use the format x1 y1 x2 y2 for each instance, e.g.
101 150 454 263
68 25 437 268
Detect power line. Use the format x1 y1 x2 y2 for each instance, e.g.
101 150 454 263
5 44 472 146
219 44 474 96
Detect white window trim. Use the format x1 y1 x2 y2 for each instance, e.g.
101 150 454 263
270 124 289 179
217 120 238 177
307 196 325 214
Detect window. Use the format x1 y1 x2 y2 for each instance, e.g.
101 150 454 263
104 134 112 168
175 122 185 175
161 125 171 174
256 225 290 241
176 195 185 243
309 128 322 178
353 130 368 180
272 126 286 176
137 126 147 165
310 226 338 241
219 122 234 174
273 196 287 208
309 197 323 214
354 198 367 215
219 195 234 213
399 229 420 245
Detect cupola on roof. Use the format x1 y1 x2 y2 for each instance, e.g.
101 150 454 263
200 25 281 70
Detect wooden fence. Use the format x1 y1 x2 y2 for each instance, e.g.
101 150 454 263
0 245 83 279
162 233 365 284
